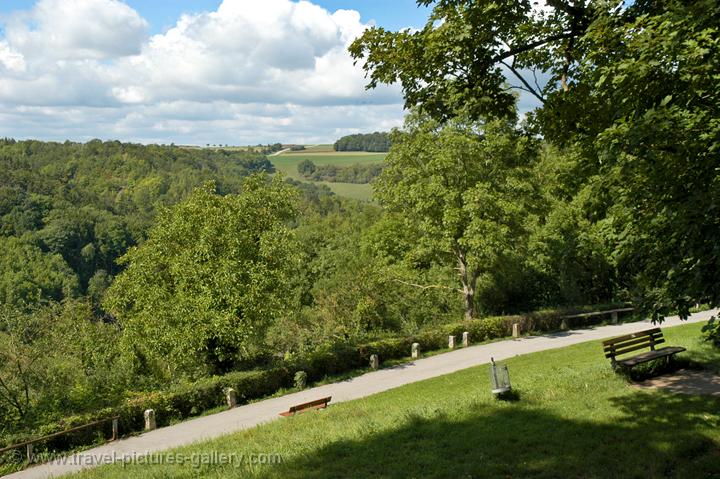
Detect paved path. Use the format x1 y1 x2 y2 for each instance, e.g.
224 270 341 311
6 309 717 478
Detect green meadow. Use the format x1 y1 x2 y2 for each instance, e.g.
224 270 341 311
270 146 386 200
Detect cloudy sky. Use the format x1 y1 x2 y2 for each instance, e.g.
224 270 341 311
0 0 538 145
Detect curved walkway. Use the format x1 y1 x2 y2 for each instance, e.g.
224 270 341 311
7 309 717 478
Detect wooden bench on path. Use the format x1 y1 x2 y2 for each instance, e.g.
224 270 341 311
279 396 332 417
602 328 685 370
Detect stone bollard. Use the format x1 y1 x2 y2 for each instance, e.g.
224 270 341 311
462 331 469 347
226 388 237 409
370 354 379 370
111 417 119 441
26 443 33 463
411 342 420 359
448 335 456 349
560 319 569 331
144 409 156 431
512 323 521 338
611 311 618 324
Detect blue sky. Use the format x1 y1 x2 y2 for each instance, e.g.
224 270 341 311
0 1 432 32
0 1 536 145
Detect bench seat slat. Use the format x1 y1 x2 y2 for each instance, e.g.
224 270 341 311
603 334 663 353
606 338 665 358
616 347 686 367
602 328 661 346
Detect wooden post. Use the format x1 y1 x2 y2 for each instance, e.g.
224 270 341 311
111 418 119 441
411 343 420 359
370 354 379 370
226 388 237 409
26 443 34 463
448 335 456 349
512 323 520 338
144 409 156 431
462 331 469 347
611 311 618 324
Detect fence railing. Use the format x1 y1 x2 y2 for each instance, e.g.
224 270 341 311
0 416 119 464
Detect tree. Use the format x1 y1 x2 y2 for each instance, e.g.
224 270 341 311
349 0 592 122
352 0 720 319
104 175 300 378
297 159 317 177
375 115 538 319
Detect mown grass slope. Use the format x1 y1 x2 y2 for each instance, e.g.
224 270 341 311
76 322 720 479
270 146 386 201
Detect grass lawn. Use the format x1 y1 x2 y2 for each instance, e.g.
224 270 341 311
269 147 386 201
75 322 720 479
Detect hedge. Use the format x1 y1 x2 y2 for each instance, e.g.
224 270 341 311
2 303 631 456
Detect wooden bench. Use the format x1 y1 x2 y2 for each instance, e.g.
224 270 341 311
279 396 331 417
602 328 685 370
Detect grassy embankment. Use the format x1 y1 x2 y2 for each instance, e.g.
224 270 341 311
270 145 386 201
76 321 720 479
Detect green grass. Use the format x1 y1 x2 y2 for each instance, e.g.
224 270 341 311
270 148 386 201
74 322 720 479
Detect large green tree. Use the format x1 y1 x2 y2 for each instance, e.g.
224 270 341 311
374 115 538 319
352 0 720 318
104 175 299 378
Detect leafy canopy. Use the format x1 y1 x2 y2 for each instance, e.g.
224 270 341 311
104 174 300 378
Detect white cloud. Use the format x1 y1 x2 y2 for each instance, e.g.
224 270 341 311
0 0 404 144
4 0 149 60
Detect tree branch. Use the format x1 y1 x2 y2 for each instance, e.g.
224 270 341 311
500 60 546 104
493 32 575 63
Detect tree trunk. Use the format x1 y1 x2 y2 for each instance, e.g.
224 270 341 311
457 250 478 320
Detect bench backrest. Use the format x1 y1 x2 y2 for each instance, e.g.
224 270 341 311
288 396 331 414
602 328 664 359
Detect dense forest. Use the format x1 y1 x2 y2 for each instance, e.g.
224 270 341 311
333 132 391 152
297 159 384 183
1 0 718 457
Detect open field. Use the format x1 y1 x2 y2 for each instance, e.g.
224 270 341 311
75 322 720 479
270 146 386 201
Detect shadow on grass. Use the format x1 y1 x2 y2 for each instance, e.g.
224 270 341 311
258 393 720 479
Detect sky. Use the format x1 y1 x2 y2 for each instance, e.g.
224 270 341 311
0 0 535 145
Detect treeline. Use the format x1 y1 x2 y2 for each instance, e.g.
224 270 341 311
297 159 384 183
333 132 390 152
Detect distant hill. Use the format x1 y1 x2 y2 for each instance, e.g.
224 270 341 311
333 132 391 152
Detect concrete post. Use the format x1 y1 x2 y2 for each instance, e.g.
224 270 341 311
144 409 156 431
226 388 237 409
111 417 119 441
26 443 33 463
411 342 420 359
448 335 456 349
560 319 569 331
462 331 469 347
370 354 379 370
611 311 618 324
512 323 521 338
